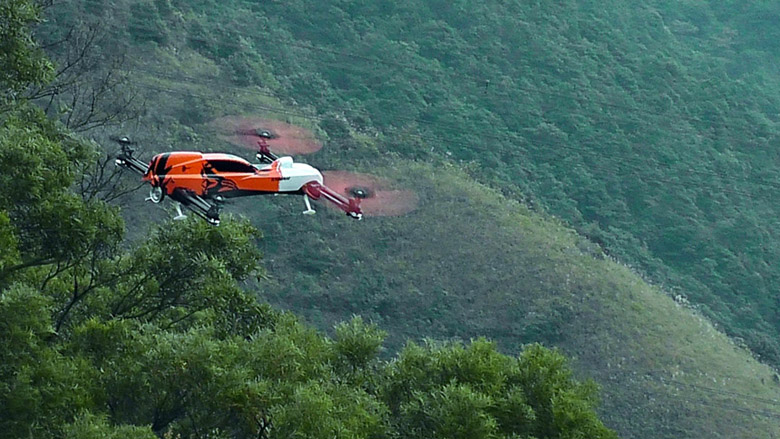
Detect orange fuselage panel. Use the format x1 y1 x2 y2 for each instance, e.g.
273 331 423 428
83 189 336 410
142 152 285 198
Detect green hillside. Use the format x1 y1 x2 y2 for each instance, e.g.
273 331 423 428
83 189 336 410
1 3 619 439
184 0 780 366
47 0 780 366
258 161 780 437
30 0 780 438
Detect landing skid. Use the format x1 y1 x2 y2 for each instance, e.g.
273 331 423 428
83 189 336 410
302 195 316 215
174 204 188 221
171 190 220 226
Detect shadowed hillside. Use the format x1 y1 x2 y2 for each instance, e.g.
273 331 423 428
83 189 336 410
251 161 780 438
44 0 780 368
33 1 780 438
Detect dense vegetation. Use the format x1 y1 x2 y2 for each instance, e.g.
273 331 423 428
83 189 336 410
88 0 780 368
11 0 780 438
0 2 618 438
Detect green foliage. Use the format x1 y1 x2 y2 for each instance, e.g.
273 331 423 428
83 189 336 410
0 284 55 369
0 211 19 272
383 339 615 439
147 0 780 374
1 220 612 439
98 217 264 330
0 79 601 438
0 0 53 101
64 312 389 438
128 2 170 46
269 381 388 439
62 413 156 439
400 382 498 439
333 315 386 373
92 7 780 436
0 105 123 287
143 215 263 281
0 108 78 202
0 285 98 438
517 344 610 439
20 1 780 438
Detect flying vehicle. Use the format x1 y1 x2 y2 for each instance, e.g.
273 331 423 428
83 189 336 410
114 118 416 225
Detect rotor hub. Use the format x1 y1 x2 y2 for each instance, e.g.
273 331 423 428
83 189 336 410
347 186 373 199
255 129 275 139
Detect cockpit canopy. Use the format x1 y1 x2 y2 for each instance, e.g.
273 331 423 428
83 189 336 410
200 153 257 173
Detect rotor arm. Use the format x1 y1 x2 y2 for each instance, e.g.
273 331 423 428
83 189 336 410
111 136 150 176
303 181 363 220
115 154 148 175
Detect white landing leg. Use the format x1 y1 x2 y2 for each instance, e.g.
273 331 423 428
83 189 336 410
174 203 188 221
302 195 316 216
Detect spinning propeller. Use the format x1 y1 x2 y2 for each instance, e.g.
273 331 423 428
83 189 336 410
109 134 137 155
212 116 323 155
211 115 418 217
322 171 418 217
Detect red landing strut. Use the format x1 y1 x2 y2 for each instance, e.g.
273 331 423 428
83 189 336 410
303 181 363 220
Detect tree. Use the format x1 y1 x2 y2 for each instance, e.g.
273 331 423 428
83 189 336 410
0 0 53 103
62 413 156 439
382 339 616 439
400 383 499 439
0 285 98 438
102 218 265 331
333 315 386 376
0 106 123 288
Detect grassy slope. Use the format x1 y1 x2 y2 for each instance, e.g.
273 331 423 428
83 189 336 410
63 2 780 365
108 49 780 435
242 0 780 366
252 160 780 438
40 2 780 438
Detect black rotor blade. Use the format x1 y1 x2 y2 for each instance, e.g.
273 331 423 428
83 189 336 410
109 135 137 145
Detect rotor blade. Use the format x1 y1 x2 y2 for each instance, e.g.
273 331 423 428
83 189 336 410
322 171 418 217
211 116 322 155
109 135 137 145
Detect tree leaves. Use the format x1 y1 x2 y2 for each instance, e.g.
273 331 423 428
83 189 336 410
383 340 616 439
0 0 54 102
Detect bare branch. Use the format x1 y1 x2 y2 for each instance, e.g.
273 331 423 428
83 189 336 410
78 151 145 205
29 22 144 133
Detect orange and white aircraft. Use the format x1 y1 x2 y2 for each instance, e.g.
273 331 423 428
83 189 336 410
114 118 417 225
114 135 362 225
